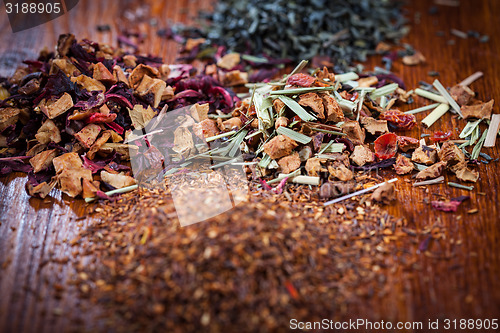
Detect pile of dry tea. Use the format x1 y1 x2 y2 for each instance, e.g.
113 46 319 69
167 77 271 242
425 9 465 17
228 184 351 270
69 175 430 332
170 0 409 71
0 34 237 200
1 33 496 211
178 62 496 210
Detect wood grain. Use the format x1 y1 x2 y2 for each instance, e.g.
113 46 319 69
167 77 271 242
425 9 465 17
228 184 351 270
0 0 499 332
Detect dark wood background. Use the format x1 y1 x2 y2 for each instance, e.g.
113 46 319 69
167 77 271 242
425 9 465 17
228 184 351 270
0 0 499 332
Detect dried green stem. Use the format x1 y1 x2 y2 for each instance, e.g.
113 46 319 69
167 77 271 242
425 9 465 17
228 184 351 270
421 103 450 128
85 185 139 203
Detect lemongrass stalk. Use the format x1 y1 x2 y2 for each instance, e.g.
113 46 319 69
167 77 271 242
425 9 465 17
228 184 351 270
270 86 335 95
484 114 500 147
208 114 232 119
231 161 258 166
415 88 448 104
258 154 272 168
421 103 450 128
278 95 317 122
318 142 344 154
228 130 248 157
355 87 376 92
469 126 480 146
276 126 312 144
412 176 445 187
255 92 274 130
206 130 236 142
335 72 359 82
245 130 262 140
85 184 138 203
344 80 359 88
370 83 398 99
244 83 267 89
433 79 463 117
190 155 233 162
459 71 483 87
338 99 356 114
380 95 387 109
447 182 474 190
265 169 302 185
279 60 309 84
274 172 319 185
471 129 488 160
287 175 320 186
324 178 398 206
210 158 240 169
311 128 346 136
459 118 482 138
404 103 440 115
356 90 366 122
318 141 334 155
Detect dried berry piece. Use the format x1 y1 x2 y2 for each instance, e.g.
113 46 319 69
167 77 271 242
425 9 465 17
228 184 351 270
38 92 74 119
35 119 61 144
93 62 116 84
286 73 316 87
221 70 248 86
380 110 416 130
374 133 398 160
193 119 220 140
74 123 102 149
430 131 452 142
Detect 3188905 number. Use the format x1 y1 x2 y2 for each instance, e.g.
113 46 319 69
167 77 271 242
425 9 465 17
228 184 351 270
5 2 61 14
443 319 498 330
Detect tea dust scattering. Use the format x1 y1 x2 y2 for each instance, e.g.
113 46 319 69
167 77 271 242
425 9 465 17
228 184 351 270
71 176 430 332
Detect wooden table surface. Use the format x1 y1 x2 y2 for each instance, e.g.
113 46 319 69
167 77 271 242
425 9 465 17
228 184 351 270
0 0 499 332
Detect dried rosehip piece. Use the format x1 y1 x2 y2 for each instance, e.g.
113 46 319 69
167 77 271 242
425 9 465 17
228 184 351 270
374 132 398 159
286 73 316 87
430 130 452 142
380 109 416 130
